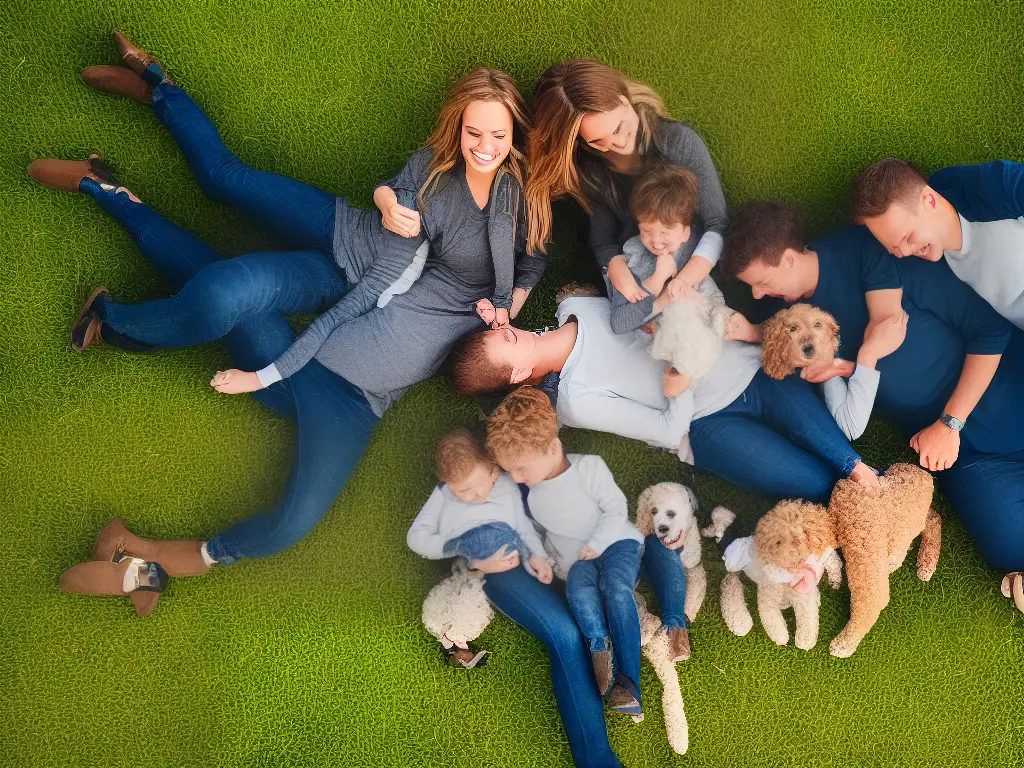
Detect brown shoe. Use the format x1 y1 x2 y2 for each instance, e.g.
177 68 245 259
607 676 643 716
667 626 691 662
112 30 163 77
591 647 614 696
70 285 110 352
28 155 112 192
59 557 168 616
446 647 489 669
81 65 153 104
92 517 210 577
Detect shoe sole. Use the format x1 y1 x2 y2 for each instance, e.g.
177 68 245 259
71 285 109 351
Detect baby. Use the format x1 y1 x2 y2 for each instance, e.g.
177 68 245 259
407 427 553 665
486 387 646 717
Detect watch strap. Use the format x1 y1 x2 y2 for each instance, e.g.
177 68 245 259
940 412 965 432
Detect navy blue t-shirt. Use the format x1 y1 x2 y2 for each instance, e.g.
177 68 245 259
779 225 1024 455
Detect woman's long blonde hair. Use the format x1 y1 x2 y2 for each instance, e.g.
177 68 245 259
525 59 668 254
418 67 531 211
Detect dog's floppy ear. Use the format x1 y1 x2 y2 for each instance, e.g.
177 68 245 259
822 309 840 356
684 485 699 517
634 486 655 536
799 502 834 554
760 308 796 380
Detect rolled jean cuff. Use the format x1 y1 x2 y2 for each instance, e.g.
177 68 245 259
840 453 863 477
588 635 609 652
204 536 240 566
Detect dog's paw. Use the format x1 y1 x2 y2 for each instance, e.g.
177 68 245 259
725 611 754 637
795 632 817 651
630 713 645 724
765 627 790 646
828 635 859 658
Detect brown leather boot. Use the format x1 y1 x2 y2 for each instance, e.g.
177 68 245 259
92 517 210 577
81 65 153 103
27 155 112 192
112 30 163 77
667 626 691 662
607 675 643 716
70 285 109 352
59 557 168 616
591 647 614 696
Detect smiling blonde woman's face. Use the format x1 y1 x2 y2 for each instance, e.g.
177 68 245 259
460 100 514 174
578 96 640 156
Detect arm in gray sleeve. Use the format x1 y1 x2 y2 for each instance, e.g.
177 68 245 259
821 365 881 440
406 487 449 559
487 192 516 310
609 236 657 333
267 244 421 380
580 456 637 555
662 123 727 266
514 253 548 291
374 148 433 197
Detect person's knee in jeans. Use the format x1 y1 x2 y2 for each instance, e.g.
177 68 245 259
442 522 527 564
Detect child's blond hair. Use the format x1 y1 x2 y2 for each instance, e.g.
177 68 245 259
434 428 493 483
486 387 559 465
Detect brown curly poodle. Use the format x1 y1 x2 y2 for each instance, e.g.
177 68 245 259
754 463 942 657
761 304 840 380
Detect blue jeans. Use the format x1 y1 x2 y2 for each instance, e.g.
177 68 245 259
565 539 643 703
442 522 528 561
690 370 862 504
484 568 623 768
78 183 378 564
937 444 1024 571
641 533 688 630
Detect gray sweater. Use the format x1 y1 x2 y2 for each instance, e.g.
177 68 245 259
555 296 760 450
590 119 728 334
259 150 544 415
527 454 644 578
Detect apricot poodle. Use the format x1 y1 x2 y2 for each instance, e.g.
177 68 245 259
760 303 839 380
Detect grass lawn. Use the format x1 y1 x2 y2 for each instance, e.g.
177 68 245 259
1 1 1022 766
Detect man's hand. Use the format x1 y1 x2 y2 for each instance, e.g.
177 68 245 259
211 369 265 394
666 274 701 302
490 307 510 329
608 257 648 303
471 545 520 574
663 368 692 398
529 555 553 584
911 421 961 471
578 546 599 561
475 299 496 325
724 312 762 343
800 358 856 384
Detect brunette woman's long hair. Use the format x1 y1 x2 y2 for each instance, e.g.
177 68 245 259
525 59 669 254
418 67 531 211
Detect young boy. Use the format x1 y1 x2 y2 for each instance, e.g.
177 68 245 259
486 387 646 716
610 164 720 335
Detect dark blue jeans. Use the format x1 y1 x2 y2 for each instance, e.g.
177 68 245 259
87 80 347 347
442 522 528 561
484 568 623 768
937 444 1024 571
565 539 643 703
641 533 688 630
78 183 378 564
690 370 863 504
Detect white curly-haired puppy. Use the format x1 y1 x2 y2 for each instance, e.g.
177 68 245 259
422 560 494 668
650 279 734 381
635 482 714 621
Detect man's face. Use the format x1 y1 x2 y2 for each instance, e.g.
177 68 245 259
498 440 564 487
736 250 809 303
483 326 539 383
862 196 947 262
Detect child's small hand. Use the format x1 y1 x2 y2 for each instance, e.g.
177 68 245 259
529 555 553 584
666 273 701 302
475 298 496 325
608 258 648 303
491 307 510 330
211 369 265 394
654 251 678 279
578 546 599 561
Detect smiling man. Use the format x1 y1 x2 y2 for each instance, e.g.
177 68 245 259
722 201 1024 583
850 157 1024 330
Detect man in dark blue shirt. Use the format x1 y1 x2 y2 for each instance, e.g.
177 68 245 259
720 201 1024 589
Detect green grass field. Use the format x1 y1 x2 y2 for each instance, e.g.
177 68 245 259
2 1 1022 766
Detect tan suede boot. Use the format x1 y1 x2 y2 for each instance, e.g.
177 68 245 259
92 518 210 577
667 626 691 662
59 557 168 616
112 30 163 76
81 65 153 103
591 647 614 696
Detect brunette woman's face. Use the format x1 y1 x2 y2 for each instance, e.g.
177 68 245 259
578 95 640 156
461 100 514 174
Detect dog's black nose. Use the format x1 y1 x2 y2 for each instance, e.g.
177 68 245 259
657 524 670 535
802 344 815 358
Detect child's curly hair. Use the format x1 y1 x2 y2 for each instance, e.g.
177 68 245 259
434 427 493 483
486 387 559 465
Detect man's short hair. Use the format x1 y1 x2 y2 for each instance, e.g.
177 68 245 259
449 332 514 396
721 201 805 277
849 157 928 223
629 164 700 227
486 387 559 465
434 427 492 483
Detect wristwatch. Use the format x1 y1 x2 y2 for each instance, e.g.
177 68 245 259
939 412 966 432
